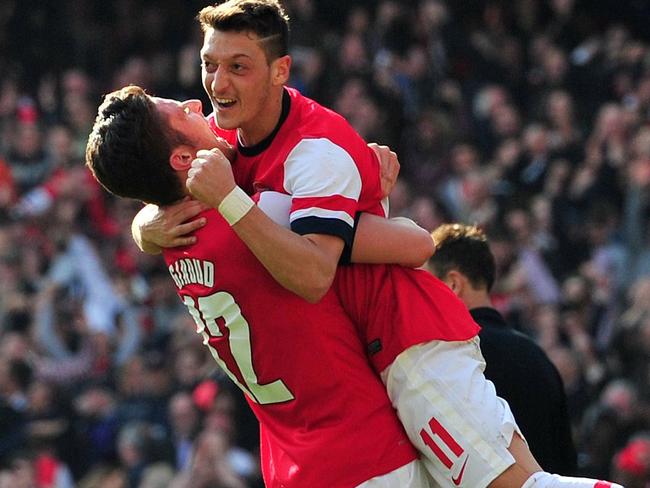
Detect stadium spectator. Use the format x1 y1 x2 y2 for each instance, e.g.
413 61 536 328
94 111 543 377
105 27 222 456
429 223 578 475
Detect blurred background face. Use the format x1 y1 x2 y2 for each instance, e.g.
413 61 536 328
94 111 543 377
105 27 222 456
173 347 203 388
27 380 53 413
0 358 10 396
169 393 198 436
9 459 34 488
14 123 41 157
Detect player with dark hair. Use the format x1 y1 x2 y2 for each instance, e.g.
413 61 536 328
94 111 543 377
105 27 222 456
86 87 607 486
429 225 498 291
125 2 622 487
88 85 427 487
85 87 191 206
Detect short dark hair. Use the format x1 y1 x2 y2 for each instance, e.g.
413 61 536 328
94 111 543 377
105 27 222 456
85 85 187 205
429 224 496 292
198 0 289 63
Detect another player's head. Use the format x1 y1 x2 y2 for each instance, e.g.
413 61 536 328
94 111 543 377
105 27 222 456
199 0 289 63
198 0 291 142
86 85 217 205
429 223 496 301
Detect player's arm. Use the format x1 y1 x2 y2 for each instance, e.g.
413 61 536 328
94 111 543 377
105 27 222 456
351 214 434 267
229 205 343 302
130 141 398 256
129 171 343 302
256 191 433 267
351 143 434 267
187 149 342 303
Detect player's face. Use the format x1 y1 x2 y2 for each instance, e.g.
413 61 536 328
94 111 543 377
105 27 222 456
152 96 219 151
200 28 288 145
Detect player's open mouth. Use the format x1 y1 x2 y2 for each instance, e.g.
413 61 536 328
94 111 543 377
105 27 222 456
216 98 236 109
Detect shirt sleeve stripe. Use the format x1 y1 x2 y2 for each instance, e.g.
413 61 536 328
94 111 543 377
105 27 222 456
290 208 355 227
291 195 357 215
291 216 354 246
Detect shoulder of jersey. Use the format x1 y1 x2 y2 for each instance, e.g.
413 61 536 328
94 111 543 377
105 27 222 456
286 87 353 137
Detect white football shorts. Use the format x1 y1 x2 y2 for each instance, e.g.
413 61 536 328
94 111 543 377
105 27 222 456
356 459 433 488
381 337 523 488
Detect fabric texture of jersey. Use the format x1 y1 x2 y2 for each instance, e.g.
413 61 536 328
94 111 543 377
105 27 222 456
208 88 479 373
162 206 417 488
334 264 480 373
209 87 386 250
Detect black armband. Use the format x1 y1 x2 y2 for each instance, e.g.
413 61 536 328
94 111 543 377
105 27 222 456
339 212 363 266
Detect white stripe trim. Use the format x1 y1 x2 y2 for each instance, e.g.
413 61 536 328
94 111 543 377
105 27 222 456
381 196 390 217
290 208 354 226
257 191 291 228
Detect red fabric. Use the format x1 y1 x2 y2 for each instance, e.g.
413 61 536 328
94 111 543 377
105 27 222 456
41 168 66 197
335 264 480 372
114 247 138 275
193 379 219 412
210 87 479 375
0 157 16 204
163 210 417 488
35 455 58 487
615 438 650 477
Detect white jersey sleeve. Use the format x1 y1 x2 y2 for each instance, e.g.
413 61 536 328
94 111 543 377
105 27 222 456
257 191 291 228
283 138 362 246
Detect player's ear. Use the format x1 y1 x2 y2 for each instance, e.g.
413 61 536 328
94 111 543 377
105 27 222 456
169 147 193 171
445 270 464 296
271 55 291 86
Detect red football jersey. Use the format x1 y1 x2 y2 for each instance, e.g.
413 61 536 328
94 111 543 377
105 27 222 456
333 264 480 372
162 208 417 488
209 86 387 249
208 87 479 374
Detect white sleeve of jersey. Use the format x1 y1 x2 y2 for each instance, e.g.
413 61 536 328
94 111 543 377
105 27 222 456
283 138 362 227
257 191 291 228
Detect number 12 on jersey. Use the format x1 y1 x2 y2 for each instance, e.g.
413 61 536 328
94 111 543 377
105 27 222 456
183 291 295 405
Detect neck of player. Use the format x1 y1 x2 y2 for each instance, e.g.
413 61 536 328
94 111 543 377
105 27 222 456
238 90 285 147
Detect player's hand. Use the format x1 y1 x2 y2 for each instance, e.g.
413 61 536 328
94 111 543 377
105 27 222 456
187 148 238 208
213 136 237 163
369 142 400 198
133 197 209 253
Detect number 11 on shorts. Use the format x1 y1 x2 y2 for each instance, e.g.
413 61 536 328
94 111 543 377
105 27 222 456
420 416 468 485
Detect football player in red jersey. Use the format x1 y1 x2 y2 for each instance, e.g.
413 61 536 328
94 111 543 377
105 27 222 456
86 86 428 488
97 88 621 488
126 2 623 487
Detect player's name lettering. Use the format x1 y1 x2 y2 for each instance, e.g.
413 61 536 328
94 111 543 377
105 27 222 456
168 258 215 289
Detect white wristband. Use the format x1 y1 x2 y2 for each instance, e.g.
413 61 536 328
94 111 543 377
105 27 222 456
218 186 255 226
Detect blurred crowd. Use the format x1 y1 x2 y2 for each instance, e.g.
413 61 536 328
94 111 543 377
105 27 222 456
1 0 650 486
